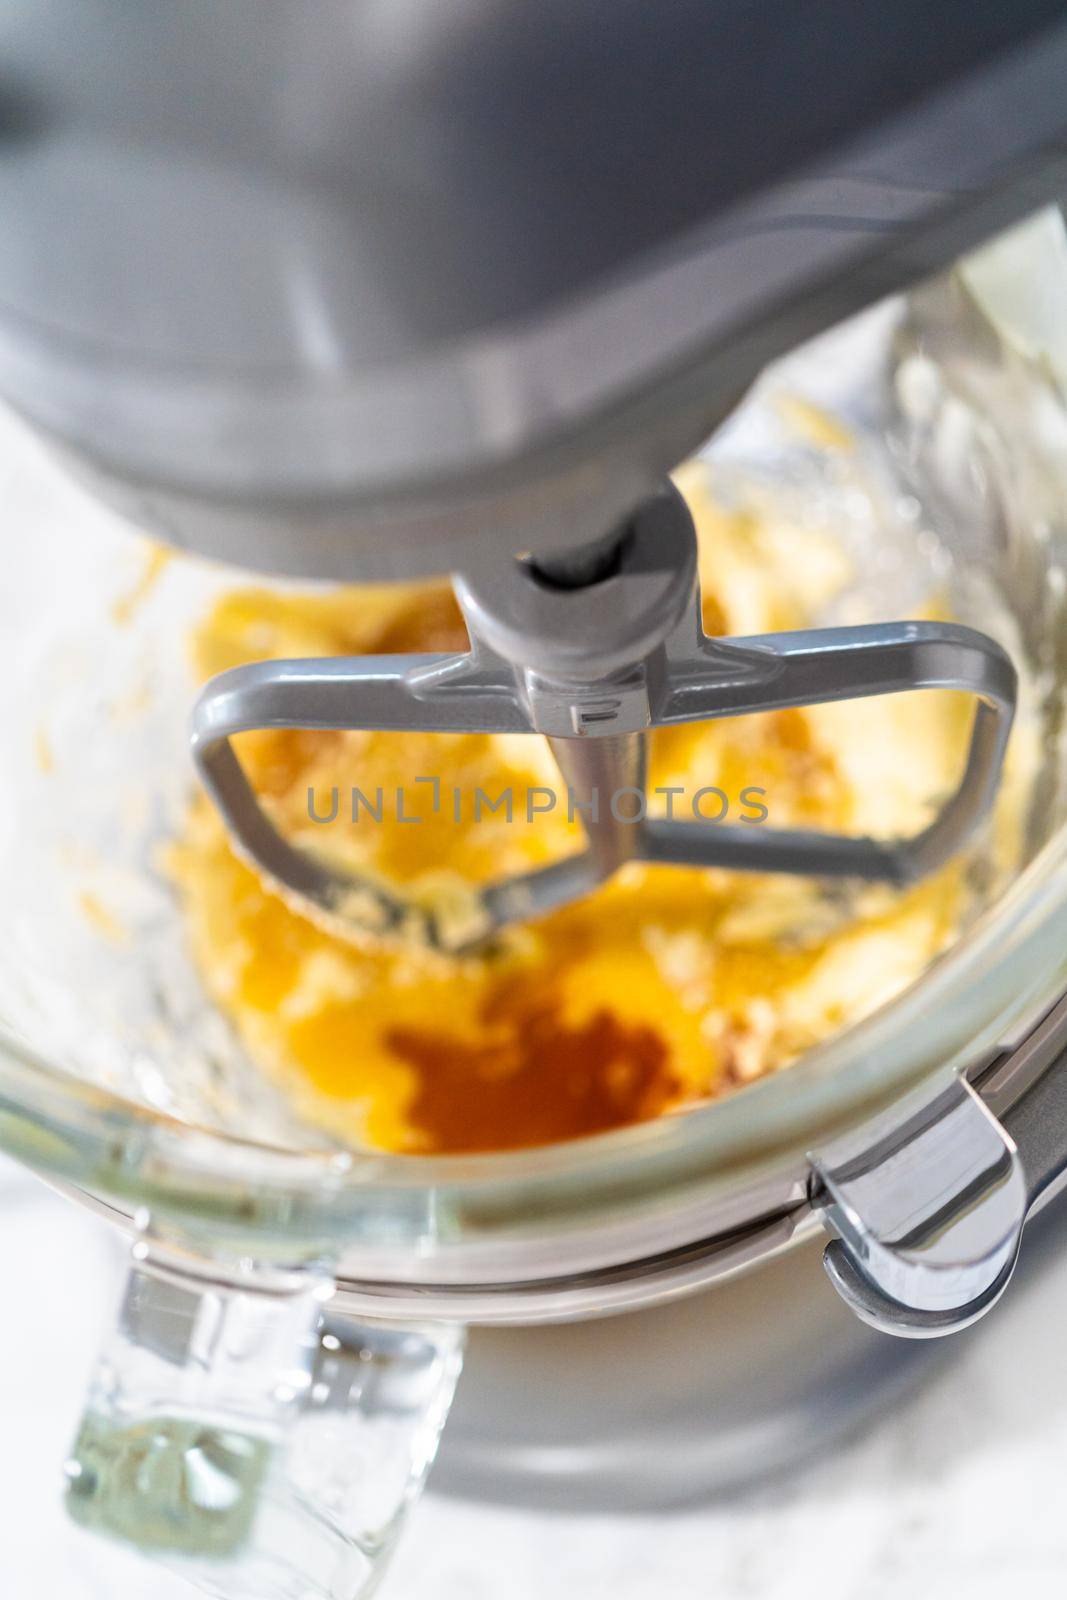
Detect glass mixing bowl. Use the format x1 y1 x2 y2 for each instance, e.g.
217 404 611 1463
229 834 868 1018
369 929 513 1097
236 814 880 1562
1 232 1067 1596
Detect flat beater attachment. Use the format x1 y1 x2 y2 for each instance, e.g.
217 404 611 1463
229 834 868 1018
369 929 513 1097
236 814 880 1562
191 485 1016 953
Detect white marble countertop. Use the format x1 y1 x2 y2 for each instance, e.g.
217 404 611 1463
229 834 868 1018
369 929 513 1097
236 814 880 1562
2 1154 1064 1600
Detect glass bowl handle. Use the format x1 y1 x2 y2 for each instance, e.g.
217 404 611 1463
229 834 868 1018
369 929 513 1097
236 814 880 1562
64 1239 463 1598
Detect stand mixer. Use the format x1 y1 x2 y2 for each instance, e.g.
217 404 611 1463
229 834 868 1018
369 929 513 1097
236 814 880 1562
4 4 1067 1596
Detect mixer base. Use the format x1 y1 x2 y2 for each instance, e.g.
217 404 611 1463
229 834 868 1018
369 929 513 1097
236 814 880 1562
429 1235 952 1512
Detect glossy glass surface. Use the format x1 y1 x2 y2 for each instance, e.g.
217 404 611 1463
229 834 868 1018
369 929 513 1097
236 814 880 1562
0 262 1065 1280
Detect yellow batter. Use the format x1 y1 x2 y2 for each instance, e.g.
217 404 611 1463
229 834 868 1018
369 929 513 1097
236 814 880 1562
169 466 972 1153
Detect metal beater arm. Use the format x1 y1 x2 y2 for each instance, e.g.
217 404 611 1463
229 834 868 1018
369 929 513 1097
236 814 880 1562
190 486 1016 952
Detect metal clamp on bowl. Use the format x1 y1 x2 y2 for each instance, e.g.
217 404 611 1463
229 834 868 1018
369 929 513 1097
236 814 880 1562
812 1078 1026 1337
813 991 1067 1338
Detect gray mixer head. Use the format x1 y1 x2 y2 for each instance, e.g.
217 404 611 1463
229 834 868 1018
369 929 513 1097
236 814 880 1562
2 0 1059 936
2 1 1067 577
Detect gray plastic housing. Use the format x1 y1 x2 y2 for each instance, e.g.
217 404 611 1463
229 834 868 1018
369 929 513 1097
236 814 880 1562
3 3 1067 576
